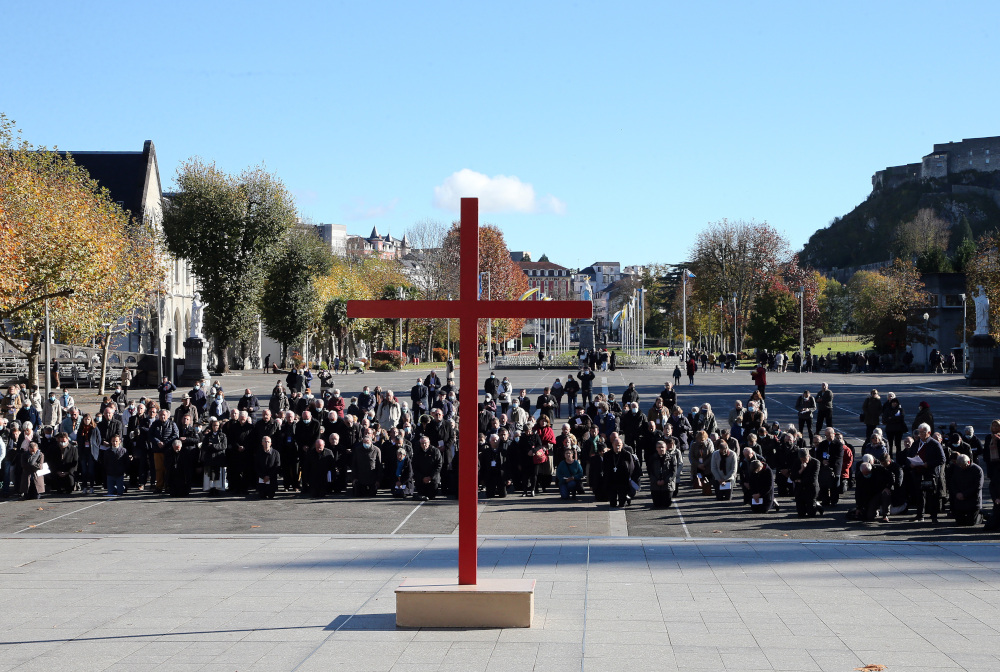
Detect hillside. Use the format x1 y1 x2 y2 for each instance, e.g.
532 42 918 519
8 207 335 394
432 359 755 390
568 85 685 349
800 170 1000 269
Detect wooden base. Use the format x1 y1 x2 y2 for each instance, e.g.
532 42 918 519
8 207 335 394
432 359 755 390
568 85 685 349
395 578 535 628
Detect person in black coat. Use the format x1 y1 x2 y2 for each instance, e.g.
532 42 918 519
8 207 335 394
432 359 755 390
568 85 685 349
793 448 822 517
814 427 844 507
603 435 636 508
200 420 228 494
815 382 834 432
45 432 78 494
412 435 443 500
747 459 776 513
480 434 509 498
104 434 130 496
302 438 335 498
578 368 595 407
907 423 946 523
949 454 984 526
410 379 430 414
852 460 892 522
647 440 678 507
157 377 177 411
254 436 282 499
237 389 261 421
165 438 195 496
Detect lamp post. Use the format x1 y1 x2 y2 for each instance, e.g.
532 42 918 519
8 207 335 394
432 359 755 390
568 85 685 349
732 292 738 356
960 293 968 376
718 298 724 354
923 311 930 372
797 286 805 368
398 286 405 367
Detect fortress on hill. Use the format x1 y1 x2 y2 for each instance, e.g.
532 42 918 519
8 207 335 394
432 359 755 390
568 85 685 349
872 135 1000 191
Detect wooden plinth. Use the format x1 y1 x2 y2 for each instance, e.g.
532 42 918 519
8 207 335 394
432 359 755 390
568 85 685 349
395 578 535 628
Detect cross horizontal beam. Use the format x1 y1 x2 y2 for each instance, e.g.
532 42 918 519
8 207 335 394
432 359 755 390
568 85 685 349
347 299 592 321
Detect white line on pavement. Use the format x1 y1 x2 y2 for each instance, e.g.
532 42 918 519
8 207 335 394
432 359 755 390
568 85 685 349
673 500 692 539
13 499 112 535
390 500 424 535
600 376 608 397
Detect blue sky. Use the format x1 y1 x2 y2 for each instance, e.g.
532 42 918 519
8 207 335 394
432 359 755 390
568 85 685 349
4 1 998 269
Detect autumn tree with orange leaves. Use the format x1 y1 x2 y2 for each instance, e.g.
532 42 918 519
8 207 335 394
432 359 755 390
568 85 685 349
0 114 164 388
440 222 529 353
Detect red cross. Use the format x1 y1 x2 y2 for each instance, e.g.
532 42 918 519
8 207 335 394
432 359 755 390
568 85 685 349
348 198 592 584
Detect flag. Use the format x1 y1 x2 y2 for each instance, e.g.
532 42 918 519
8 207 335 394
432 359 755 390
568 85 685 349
519 287 540 301
478 274 483 299
686 270 696 278
611 309 623 328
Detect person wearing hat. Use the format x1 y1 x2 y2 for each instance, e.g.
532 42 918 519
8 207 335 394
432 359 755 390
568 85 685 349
911 401 934 433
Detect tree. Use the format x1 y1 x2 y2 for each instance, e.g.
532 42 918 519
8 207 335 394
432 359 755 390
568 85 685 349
91 216 164 394
404 219 450 356
744 285 798 353
440 223 529 350
313 256 407 359
817 275 852 334
848 259 929 353
689 219 792 351
537 253 550 263
162 160 297 372
260 224 333 365
966 231 1000 341
0 114 164 387
895 208 950 259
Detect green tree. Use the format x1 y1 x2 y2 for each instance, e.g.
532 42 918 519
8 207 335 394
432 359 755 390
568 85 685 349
162 160 297 371
322 298 351 360
848 259 929 353
744 286 798 352
260 225 333 365
818 276 852 334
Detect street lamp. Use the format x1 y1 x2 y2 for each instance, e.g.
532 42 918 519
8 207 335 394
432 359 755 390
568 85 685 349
960 293 968 376
718 297 724 354
796 286 805 370
923 312 930 372
732 292 738 355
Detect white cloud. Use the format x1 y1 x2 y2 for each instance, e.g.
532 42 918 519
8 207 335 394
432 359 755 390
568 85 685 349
433 169 566 215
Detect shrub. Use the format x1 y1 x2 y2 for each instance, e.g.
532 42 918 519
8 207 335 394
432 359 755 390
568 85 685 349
432 348 451 362
371 360 399 372
319 361 328 370
373 350 404 366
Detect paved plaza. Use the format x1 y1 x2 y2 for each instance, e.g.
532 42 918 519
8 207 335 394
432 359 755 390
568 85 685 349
2 363 999 670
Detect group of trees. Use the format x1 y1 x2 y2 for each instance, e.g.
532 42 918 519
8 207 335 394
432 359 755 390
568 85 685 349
0 114 164 389
162 161 530 368
639 218 938 356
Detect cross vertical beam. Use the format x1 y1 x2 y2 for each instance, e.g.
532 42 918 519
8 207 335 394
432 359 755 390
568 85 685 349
458 197 479 585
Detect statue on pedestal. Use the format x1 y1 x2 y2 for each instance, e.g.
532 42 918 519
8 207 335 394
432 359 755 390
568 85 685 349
189 295 204 341
974 285 990 336
581 278 593 303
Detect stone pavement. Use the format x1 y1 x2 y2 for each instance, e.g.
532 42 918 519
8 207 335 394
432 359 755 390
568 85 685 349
1 533 999 672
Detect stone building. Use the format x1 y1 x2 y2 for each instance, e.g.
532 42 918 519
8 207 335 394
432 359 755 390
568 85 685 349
517 261 575 300
346 225 410 259
872 136 1000 191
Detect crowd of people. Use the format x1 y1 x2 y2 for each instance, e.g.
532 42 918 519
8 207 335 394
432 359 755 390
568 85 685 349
0 368 997 533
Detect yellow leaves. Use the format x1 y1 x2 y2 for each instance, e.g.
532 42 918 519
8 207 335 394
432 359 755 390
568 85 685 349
0 139 165 340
